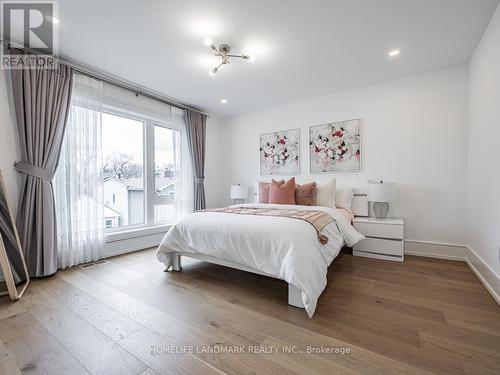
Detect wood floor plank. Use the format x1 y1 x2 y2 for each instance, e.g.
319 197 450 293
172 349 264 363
321 286 447 323
203 297 441 375
39 276 144 342
0 358 22 375
0 299 25 321
16 285 146 375
118 328 225 375
158 269 465 374
57 269 289 374
0 340 22 375
321 287 500 352
62 258 436 375
328 272 499 318
258 336 361 375
0 312 90 375
420 331 500 371
78 262 267 347
461 360 500 375
1 249 499 375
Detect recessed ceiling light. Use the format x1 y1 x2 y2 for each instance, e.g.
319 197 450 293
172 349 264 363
204 37 213 47
220 99 228 104
388 49 400 57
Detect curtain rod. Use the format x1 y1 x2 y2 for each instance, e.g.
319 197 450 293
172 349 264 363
4 41 208 116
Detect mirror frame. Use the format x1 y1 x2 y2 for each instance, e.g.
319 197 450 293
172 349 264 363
0 171 29 300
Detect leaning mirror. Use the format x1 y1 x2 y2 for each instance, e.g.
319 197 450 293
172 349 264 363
0 170 29 300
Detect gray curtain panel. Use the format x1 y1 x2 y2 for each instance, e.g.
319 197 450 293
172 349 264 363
11 61 73 277
185 110 207 210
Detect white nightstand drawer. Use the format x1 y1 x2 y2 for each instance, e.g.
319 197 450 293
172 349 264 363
353 221 403 240
353 237 403 257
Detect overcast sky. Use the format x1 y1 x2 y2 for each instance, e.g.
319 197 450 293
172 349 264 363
102 112 175 167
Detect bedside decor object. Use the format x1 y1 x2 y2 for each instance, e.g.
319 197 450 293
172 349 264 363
353 217 404 262
230 184 249 204
260 129 300 175
367 181 395 218
309 119 361 173
0 171 30 300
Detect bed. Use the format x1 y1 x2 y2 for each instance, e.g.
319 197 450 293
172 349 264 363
157 187 367 318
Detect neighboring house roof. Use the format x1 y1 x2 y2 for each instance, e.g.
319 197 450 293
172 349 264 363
156 178 176 191
104 204 122 218
73 194 122 218
121 177 144 191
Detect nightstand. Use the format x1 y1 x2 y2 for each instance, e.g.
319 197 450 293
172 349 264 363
352 217 404 262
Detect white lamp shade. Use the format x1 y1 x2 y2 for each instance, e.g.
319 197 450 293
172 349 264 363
367 182 395 202
230 185 249 200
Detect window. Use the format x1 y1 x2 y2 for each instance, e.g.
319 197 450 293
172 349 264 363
154 125 181 224
100 107 185 233
102 112 144 228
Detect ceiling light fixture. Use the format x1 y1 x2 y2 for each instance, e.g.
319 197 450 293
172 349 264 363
388 49 400 57
220 99 228 104
205 39 254 76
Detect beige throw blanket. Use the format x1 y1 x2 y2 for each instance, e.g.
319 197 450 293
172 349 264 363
203 207 333 244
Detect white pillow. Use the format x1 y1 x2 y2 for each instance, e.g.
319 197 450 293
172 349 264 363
335 188 354 212
315 178 336 208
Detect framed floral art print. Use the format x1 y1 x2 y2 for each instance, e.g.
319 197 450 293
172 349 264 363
309 119 361 173
259 129 300 175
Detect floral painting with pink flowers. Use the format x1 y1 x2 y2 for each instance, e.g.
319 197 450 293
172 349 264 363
309 119 361 172
260 129 300 175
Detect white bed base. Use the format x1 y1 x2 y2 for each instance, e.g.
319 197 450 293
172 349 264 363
168 252 305 309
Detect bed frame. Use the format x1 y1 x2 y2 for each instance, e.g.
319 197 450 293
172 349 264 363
168 251 305 308
167 187 368 310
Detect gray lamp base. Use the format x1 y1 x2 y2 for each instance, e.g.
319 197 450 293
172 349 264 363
373 202 390 219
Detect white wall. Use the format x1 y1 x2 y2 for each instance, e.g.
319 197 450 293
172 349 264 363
221 65 469 246
467 4 500 275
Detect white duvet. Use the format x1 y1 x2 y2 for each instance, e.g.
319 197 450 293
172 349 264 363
157 203 364 317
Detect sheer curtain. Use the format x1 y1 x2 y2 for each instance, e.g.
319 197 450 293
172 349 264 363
54 74 104 269
173 109 194 220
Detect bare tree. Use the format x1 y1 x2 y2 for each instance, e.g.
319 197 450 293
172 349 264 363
103 153 142 180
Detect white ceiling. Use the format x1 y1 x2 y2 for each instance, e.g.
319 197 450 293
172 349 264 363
58 0 499 117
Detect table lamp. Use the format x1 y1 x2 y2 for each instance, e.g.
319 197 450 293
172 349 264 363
367 181 395 219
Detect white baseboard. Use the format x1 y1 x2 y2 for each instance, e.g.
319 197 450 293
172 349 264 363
465 246 500 305
103 232 164 258
404 240 467 260
404 240 500 305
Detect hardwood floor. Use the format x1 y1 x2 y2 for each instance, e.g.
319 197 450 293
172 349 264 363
0 249 499 374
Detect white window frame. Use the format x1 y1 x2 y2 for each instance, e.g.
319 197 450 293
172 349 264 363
101 105 182 238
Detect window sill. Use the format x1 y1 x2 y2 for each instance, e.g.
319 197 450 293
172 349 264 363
105 224 172 243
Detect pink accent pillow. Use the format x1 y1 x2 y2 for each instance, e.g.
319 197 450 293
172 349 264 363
258 180 284 203
269 177 296 205
295 182 317 206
